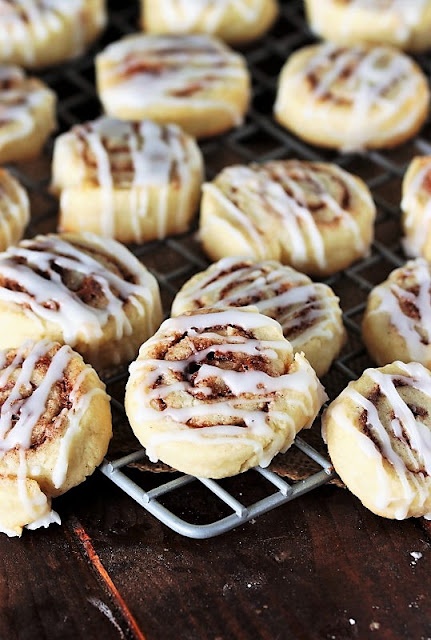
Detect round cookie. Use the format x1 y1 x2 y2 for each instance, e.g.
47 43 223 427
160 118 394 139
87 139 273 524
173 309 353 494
0 65 56 163
141 0 279 45
0 232 162 371
0 169 29 250
0 0 107 68
274 43 429 152
125 307 327 479
322 361 431 519
362 258 431 368
401 155 431 259
172 257 346 377
96 33 250 139
305 0 431 53
0 339 112 536
199 160 376 276
52 117 204 242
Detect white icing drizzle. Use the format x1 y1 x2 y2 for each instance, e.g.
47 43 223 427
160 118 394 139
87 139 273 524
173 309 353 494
0 0 89 64
327 0 428 46
172 257 343 349
97 34 248 124
0 64 52 148
129 309 326 468
64 118 201 241
331 361 431 519
52 368 106 489
0 170 29 248
402 157 431 257
205 161 370 268
368 258 431 362
277 43 425 152
0 233 156 345
159 0 264 32
0 340 97 532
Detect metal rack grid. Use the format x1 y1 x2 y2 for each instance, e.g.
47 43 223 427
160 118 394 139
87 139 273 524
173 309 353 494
8 0 431 537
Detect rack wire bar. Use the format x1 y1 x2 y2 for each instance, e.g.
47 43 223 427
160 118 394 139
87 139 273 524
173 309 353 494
11 0 430 538
101 442 337 539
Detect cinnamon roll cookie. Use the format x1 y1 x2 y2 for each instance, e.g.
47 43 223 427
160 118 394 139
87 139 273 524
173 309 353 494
0 65 56 163
362 259 431 369
0 340 112 536
305 0 431 53
0 233 162 371
199 160 376 276
0 169 29 250
274 43 429 152
322 361 431 519
401 156 431 259
172 258 346 377
51 118 204 243
141 0 279 45
125 308 326 478
0 0 107 68
96 34 250 138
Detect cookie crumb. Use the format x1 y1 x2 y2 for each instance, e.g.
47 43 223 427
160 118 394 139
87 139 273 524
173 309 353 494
370 622 380 631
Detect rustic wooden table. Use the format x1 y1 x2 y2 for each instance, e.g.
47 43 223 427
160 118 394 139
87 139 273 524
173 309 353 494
2 475 430 640
1 1 431 638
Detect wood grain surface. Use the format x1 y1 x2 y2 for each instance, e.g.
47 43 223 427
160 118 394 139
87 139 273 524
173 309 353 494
1 475 430 640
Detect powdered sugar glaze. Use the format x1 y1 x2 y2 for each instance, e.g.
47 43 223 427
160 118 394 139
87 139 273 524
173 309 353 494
275 43 426 152
159 0 264 31
129 309 326 467
60 118 203 239
172 257 343 348
0 340 105 534
97 34 248 123
0 233 156 344
327 361 431 519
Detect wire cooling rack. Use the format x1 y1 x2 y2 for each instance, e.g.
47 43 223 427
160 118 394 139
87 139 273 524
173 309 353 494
8 0 431 537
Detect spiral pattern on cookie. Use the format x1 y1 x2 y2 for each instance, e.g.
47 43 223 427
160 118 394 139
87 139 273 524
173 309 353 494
274 43 428 151
53 117 203 239
324 361 431 519
364 258 431 365
126 308 326 476
172 257 345 376
201 160 375 274
96 33 249 124
0 339 110 534
0 233 156 345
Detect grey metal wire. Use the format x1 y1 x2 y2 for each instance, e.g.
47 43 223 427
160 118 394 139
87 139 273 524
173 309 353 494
11 0 429 537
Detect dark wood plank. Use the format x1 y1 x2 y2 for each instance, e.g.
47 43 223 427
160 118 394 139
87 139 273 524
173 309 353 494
66 474 431 640
0 478 141 640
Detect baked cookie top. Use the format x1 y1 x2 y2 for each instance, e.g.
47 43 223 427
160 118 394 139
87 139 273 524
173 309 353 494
0 65 55 147
0 232 157 345
365 258 431 362
323 360 431 519
172 257 344 349
96 33 248 117
274 43 429 151
52 117 204 237
202 160 374 273
127 308 326 471
0 0 105 65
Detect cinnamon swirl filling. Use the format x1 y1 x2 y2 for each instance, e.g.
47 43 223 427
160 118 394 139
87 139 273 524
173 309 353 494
126 308 327 474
